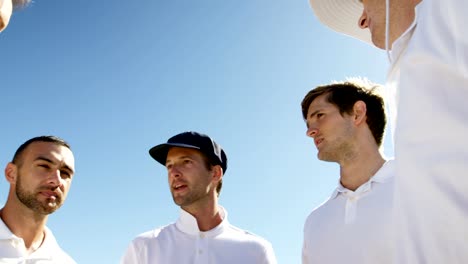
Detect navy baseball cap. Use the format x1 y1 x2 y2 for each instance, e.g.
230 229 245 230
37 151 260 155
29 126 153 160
149 131 228 173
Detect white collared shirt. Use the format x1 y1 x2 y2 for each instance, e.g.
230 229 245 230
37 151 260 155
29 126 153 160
0 218 76 264
121 206 277 264
302 160 395 264
387 0 468 263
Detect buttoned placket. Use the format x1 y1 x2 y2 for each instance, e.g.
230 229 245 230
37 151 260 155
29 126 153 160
341 181 373 224
0 237 27 264
194 232 208 263
13 237 27 255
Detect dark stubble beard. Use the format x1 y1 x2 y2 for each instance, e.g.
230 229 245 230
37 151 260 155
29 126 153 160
172 179 211 207
319 137 356 162
16 173 63 215
172 187 209 207
318 122 356 162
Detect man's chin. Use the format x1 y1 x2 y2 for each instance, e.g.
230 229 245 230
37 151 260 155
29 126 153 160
317 153 336 163
38 202 62 215
371 36 387 50
39 207 59 215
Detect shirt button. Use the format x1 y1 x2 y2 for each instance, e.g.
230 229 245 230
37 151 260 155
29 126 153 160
200 233 205 238
12 240 19 247
349 197 357 201
198 249 203 254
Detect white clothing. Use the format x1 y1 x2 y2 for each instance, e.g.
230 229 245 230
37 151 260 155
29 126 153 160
0 0 13 32
302 160 395 264
0 218 76 264
388 1 468 263
121 206 277 264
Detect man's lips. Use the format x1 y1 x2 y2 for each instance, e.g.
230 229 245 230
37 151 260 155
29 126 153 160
39 190 60 200
172 183 188 192
315 138 324 148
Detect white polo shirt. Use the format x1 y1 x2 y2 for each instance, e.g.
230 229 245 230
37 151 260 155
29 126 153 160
387 0 468 263
0 218 76 264
302 160 395 264
121 206 277 264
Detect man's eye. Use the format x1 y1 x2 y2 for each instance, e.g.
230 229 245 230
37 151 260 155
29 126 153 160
61 171 71 179
317 113 324 118
38 164 50 169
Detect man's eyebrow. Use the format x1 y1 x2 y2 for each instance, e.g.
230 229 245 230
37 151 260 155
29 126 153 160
35 156 74 174
166 155 193 164
62 164 75 174
308 109 321 119
35 156 54 164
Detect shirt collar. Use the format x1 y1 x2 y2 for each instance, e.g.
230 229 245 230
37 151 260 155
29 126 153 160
0 217 15 240
175 206 229 237
330 159 395 199
0 217 59 259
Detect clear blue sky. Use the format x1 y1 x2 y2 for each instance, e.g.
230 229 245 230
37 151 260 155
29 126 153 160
0 0 392 263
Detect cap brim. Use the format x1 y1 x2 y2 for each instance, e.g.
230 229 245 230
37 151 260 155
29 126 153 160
149 143 201 166
309 0 372 45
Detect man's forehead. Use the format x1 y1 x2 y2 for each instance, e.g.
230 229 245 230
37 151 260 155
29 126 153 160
307 94 332 112
25 141 74 166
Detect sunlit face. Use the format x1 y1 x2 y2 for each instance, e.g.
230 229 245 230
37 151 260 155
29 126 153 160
0 0 13 32
12 141 75 215
305 94 356 162
358 0 387 49
165 147 216 208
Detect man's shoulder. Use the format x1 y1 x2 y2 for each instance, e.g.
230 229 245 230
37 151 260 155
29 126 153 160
303 194 339 229
41 227 77 264
50 250 77 264
224 224 273 247
129 223 176 244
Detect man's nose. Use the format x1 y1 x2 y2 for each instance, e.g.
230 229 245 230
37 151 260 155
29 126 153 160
47 169 62 187
168 165 182 178
306 127 318 138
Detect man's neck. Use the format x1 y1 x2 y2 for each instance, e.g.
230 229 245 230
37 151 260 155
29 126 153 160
339 150 386 191
0 204 48 253
389 0 421 48
182 201 223 232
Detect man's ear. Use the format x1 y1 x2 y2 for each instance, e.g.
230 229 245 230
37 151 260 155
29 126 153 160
212 165 223 183
5 162 18 184
353 100 367 126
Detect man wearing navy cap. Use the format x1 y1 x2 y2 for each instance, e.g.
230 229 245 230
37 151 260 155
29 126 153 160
121 131 277 264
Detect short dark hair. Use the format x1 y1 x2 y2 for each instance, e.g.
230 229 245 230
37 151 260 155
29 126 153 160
301 79 387 146
12 135 71 165
200 154 223 196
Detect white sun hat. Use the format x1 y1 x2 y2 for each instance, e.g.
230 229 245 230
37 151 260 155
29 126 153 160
308 0 372 44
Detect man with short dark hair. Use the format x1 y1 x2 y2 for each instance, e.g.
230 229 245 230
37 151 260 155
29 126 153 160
301 79 394 264
0 136 76 263
307 0 468 262
0 0 31 32
121 131 277 264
